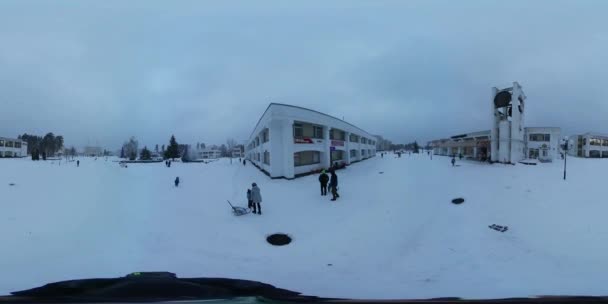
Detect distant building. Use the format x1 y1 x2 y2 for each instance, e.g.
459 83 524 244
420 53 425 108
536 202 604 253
568 133 608 158
195 148 222 159
0 137 27 157
428 82 561 163
83 146 103 157
231 146 244 158
374 135 392 151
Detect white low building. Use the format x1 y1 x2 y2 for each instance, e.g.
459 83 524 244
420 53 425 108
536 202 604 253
524 127 561 161
246 103 377 179
196 148 222 159
568 133 608 158
0 137 28 157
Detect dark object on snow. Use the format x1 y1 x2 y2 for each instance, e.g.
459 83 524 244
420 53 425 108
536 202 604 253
9 183 15 186
8 272 309 302
174 177 180 187
452 198 465 205
77 160 80 167
489 224 509 232
451 158 456 166
379 171 384 174
267 233 292 246
243 159 246 166
227 200 250 216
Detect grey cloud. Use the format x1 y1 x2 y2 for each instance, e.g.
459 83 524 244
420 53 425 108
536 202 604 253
1 0 608 149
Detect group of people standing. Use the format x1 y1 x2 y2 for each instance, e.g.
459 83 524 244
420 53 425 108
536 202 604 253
318 168 339 201
165 160 172 167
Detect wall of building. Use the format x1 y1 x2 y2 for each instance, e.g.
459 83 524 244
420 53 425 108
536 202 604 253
524 127 561 162
246 103 376 179
0 137 28 157
570 133 608 158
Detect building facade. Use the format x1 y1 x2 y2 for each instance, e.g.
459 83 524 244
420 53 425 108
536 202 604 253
524 127 561 161
246 103 377 179
428 83 562 163
428 127 561 162
568 133 608 158
0 137 28 157
374 135 392 152
197 148 222 159
83 146 103 157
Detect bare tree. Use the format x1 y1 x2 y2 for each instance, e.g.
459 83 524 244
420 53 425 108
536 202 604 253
122 136 139 160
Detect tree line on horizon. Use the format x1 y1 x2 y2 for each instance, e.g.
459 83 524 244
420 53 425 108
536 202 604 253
19 132 65 160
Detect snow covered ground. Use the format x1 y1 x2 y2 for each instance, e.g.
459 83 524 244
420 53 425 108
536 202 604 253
1 154 608 299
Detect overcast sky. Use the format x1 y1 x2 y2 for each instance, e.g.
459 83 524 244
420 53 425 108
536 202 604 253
1 1 607 149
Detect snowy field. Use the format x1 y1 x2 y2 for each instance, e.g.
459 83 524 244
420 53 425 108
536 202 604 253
2 154 608 299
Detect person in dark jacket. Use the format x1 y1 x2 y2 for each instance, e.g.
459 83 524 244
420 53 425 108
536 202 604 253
247 189 253 209
329 170 339 201
77 160 80 167
251 183 262 215
451 157 456 167
175 176 180 187
243 159 246 166
318 170 329 196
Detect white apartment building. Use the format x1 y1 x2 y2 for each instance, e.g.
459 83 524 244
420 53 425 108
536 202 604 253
569 133 608 158
0 137 28 157
246 103 377 179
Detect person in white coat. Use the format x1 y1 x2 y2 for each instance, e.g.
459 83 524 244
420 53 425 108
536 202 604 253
251 183 262 215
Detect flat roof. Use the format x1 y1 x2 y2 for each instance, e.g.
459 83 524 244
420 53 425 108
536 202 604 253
249 103 374 139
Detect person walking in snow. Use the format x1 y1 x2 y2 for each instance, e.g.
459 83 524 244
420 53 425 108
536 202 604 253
77 160 80 167
318 169 329 196
243 159 246 166
174 176 180 187
251 183 262 215
247 188 253 209
451 157 456 167
329 170 339 201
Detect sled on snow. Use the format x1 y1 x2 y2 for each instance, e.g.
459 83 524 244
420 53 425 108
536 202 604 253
226 200 251 216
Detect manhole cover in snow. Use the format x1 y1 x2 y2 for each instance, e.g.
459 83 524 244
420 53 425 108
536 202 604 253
451 198 465 205
266 233 292 246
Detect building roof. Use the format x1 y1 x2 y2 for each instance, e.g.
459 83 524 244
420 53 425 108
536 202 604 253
250 103 374 139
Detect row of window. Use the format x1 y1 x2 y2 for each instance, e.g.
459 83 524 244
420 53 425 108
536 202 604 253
0 140 23 148
292 122 375 145
588 137 608 146
248 128 270 150
588 150 608 158
529 134 551 142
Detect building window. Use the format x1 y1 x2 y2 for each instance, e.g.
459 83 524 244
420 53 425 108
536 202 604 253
590 138 603 146
15 142 21 148
603 140 608 147
293 123 303 138
589 150 601 158
350 149 357 157
263 151 270 165
0 140 4 147
529 134 550 142
313 126 323 139
5 141 13 148
361 149 366 156
294 151 320 167
361 138 366 144
262 129 269 143
603 151 608 158
331 150 344 161
350 134 359 142
583 138 587 145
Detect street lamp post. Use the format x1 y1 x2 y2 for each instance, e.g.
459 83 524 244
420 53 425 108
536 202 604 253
560 136 571 181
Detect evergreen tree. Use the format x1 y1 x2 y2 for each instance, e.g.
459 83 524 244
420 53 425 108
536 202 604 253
129 151 136 161
164 135 179 160
140 146 152 160
161 144 165 152
120 147 125 158
42 151 47 161
155 144 159 152
413 141 420 153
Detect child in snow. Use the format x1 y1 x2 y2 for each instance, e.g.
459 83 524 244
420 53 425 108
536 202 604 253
247 189 253 209
175 176 180 187
451 157 456 167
